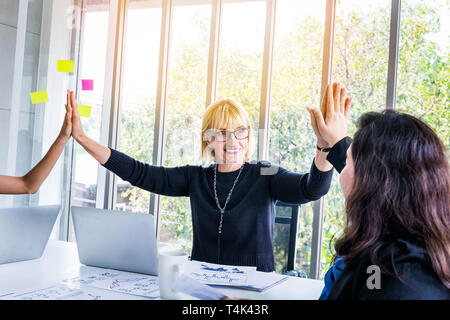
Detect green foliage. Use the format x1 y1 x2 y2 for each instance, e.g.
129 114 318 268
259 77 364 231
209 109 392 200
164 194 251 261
118 1 449 278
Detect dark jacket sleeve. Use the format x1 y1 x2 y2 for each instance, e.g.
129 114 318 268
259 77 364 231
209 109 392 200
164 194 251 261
268 160 333 204
102 148 190 197
326 136 352 174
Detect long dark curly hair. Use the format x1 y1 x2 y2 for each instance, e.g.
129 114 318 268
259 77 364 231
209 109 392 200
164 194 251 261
334 110 450 289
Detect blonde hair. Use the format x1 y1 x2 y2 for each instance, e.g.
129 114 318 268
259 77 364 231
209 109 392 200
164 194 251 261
201 99 253 165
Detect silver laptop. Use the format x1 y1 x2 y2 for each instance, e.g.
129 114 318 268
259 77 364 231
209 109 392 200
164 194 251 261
71 206 159 275
0 205 61 264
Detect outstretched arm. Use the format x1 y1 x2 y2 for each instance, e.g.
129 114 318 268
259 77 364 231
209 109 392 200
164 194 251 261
0 97 72 194
68 90 189 196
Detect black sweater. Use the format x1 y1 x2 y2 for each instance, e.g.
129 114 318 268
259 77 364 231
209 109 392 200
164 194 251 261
327 238 450 300
102 139 348 271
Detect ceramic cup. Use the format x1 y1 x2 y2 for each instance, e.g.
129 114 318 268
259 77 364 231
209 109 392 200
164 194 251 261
158 247 188 299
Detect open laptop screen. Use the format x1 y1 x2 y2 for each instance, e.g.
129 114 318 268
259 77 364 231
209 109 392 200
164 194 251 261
0 205 61 264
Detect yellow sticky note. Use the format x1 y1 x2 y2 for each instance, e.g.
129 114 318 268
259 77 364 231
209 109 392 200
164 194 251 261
57 60 74 72
77 104 92 118
30 91 49 104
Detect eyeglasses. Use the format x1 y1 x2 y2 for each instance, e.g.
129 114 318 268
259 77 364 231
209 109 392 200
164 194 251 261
205 127 250 142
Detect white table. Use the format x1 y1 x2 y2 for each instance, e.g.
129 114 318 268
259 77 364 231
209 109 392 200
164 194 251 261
0 240 324 300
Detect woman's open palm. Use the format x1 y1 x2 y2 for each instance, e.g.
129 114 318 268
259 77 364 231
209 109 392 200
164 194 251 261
67 90 84 141
307 83 352 147
59 95 72 139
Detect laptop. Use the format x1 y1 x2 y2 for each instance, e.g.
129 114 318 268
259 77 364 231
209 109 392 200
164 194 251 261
0 205 61 264
71 206 159 275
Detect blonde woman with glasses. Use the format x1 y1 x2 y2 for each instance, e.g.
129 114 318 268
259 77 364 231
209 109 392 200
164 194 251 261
66 84 351 272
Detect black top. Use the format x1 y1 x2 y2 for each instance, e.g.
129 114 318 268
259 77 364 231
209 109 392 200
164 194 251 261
324 137 450 300
102 139 349 271
327 238 450 300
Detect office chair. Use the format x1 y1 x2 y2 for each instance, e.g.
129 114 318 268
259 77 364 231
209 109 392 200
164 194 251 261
274 200 307 278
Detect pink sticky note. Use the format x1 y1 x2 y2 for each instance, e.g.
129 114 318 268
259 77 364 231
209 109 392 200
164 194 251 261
81 79 94 91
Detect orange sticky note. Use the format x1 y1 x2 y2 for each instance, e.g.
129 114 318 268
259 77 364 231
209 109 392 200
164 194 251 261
77 104 92 118
30 91 49 104
57 60 74 72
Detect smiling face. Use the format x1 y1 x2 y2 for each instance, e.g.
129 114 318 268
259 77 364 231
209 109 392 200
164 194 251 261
201 100 253 166
210 126 249 165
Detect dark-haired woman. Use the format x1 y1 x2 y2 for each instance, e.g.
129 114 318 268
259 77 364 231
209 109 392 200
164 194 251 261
308 86 450 299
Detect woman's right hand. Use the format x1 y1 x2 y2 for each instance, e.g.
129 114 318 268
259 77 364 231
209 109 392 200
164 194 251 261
67 90 85 142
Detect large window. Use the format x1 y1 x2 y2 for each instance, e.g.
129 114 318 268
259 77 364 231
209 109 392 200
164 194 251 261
72 0 110 210
396 0 449 149
269 0 326 275
320 0 392 278
114 0 162 213
70 0 449 279
216 0 266 156
70 0 111 241
159 0 212 251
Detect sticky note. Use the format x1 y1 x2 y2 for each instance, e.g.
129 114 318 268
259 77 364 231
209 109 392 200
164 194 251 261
30 91 49 104
57 60 74 73
77 104 92 118
81 79 94 91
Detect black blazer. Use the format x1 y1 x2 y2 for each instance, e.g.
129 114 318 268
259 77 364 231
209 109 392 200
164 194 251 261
327 238 450 300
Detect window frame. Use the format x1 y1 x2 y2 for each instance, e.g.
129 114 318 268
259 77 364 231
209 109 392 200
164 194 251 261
70 0 404 279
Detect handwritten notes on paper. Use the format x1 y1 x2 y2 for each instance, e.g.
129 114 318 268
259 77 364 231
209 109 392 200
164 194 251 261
0 284 104 300
186 261 256 286
185 261 289 292
0 269 160 300
57 60 74 73
30 91 49 104
61 269 160 299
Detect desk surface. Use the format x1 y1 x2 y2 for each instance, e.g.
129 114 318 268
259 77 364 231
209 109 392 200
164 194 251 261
0 240 324 300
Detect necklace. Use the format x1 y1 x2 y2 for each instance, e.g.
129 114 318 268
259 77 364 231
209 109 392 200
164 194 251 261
213 163 244 234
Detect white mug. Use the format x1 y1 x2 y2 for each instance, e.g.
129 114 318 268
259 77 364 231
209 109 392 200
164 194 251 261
158 248 188 299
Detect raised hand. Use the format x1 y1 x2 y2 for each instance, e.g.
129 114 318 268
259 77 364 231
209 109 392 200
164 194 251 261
309 84 331 148
59 91 72 140
67 90 84 141
307 83 352 147
65 89 111 164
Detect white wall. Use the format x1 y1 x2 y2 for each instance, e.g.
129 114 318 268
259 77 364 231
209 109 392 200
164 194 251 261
35 0 77 240
0 0 77 240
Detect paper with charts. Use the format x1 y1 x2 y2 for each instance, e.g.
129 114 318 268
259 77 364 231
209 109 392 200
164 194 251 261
186 260 257 286
61 269 160 299
0 283 105 300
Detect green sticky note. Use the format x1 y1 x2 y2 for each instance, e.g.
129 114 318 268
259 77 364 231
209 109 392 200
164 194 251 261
30 91 49 104
57 60 74 72
78 104 92 118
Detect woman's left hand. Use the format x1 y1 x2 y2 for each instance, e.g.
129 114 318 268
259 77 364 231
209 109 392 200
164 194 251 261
58 91 73 141
309 84 331 148
307 83 352 147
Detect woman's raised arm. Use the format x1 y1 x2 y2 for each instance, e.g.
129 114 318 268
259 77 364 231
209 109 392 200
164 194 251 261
0 97 72 194
68 90 189 197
